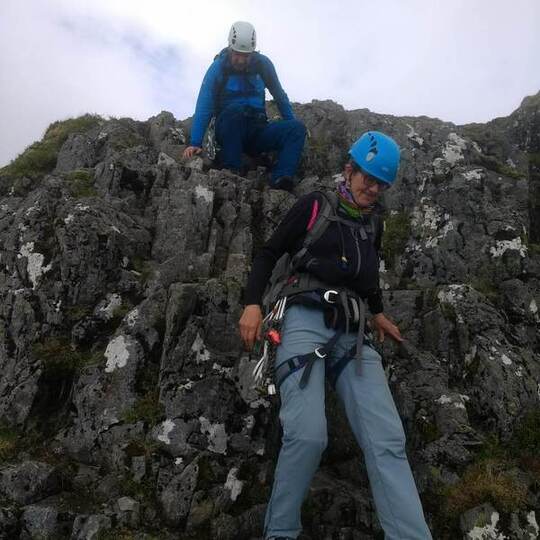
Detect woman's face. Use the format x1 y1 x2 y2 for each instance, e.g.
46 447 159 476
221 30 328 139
345 164 388 208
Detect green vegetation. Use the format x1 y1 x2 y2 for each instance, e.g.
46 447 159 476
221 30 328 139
195 455 216 492
528 152 540 168
469 276 499 303
477 155 525 179
32 337 104 376
499 165 526 179
124 438 159 459
0 424 20 462
1 114 102 178
513 409 540 452
66 305 92 323
382 212 411 269
437 409 540 527
519 231 540 257
111 302 134 324
121 390 164 426
443 459 527 518
104 300 136 332
438 299 458 322
510 409 540 481
64 169 97 198
418 419 441 444
100 116 145 150
132 257 154 284
98 528 136 540
118 474 156 502
109 131 142 151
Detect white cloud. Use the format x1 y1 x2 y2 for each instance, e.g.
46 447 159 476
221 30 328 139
1 0 540 166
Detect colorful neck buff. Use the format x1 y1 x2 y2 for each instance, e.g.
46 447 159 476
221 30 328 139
335 174 369 218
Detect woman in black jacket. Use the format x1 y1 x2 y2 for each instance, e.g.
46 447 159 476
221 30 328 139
239 132 432 540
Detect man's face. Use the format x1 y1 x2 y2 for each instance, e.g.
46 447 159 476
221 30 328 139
229 50 252 71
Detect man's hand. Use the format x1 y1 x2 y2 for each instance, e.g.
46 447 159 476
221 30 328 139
371 313 403 343
183 146 202 159
239 304 263 351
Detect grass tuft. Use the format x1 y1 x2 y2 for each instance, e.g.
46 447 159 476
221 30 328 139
382 212 411 269
64 169 97 198
1 114 102 178
443 459 527 517
33 337 104 376
121 390 164 427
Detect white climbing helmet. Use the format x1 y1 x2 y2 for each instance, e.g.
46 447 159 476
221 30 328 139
228 21 256 53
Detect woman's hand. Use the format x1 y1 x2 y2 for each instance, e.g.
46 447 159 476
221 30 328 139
371 313 403 343
239 304 263 351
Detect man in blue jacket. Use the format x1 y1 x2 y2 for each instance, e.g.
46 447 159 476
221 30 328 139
183 21 306 191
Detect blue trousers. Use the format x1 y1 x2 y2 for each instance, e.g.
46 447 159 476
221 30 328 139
264 305 432 540
214 106 306 185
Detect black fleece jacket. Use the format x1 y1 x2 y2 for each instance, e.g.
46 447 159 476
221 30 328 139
244 192 384 314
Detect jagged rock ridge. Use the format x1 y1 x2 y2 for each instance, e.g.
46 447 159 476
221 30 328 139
0 94 539 539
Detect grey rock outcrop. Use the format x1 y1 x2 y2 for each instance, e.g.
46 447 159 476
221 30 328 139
0 93 538 539
20 504 59 539
0 461 59 505
71 514 113 540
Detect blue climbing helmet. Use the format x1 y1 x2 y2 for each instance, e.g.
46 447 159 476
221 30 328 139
349 131 401 185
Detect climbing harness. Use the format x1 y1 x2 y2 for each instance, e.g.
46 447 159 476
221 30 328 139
252 191 382 395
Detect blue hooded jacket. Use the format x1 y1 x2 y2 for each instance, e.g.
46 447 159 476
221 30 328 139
190 48 295 147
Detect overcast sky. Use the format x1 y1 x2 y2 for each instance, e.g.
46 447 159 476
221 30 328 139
1 0 540 167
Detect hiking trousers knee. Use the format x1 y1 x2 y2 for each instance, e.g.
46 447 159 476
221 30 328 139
215 105 306 184
264 305 432 540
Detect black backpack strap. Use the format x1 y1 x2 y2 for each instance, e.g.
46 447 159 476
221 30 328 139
290 191 338 270
306 191 338 247
371 213 384 251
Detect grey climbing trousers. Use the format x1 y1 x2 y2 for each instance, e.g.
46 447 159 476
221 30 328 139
264 305 432 540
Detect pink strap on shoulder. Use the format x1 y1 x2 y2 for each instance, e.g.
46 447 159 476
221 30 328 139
307 200 319 231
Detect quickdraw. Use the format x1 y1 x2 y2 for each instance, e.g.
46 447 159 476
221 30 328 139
252 296 288 396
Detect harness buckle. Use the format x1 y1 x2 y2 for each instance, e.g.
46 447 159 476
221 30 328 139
314 347 327 359
323 290 339 304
